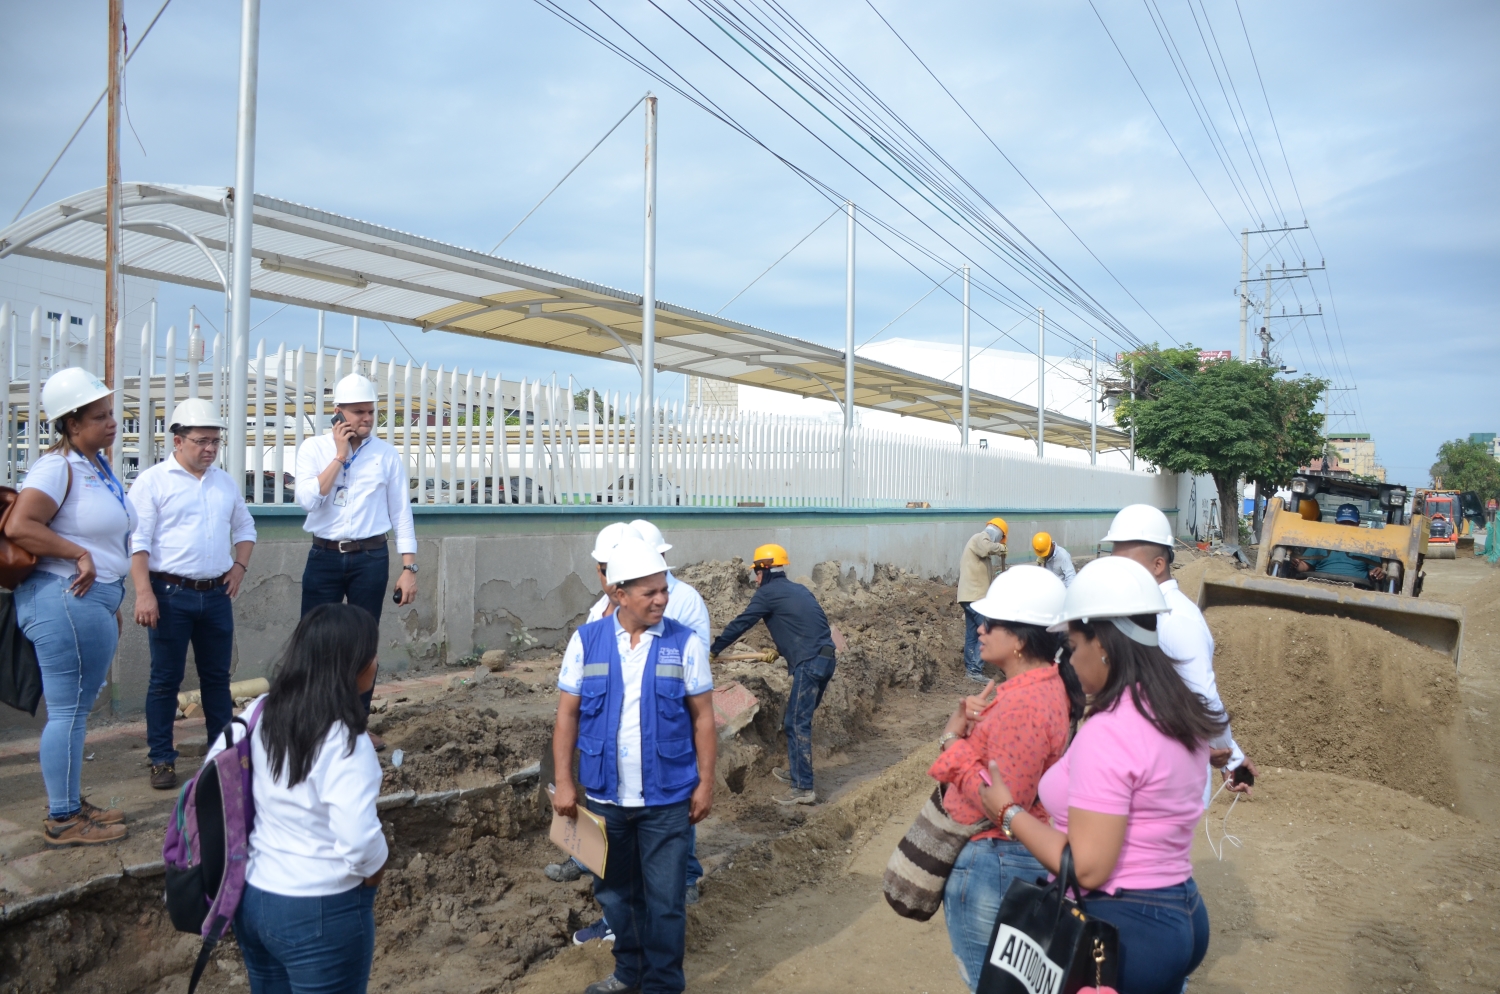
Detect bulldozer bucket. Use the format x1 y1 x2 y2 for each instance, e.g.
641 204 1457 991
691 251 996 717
1198 574 1465 668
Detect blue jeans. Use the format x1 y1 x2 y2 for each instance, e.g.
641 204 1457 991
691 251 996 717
145 579 235 765
235 882 377 994
785 656 833 791
301 543 388 710
961 603 984 676
15 572 124 820
943 837 1046 992
1080 878 1210 994
589 799 692 994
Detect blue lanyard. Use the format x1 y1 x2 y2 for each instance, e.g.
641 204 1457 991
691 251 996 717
340 437 368 483
88 452 128 513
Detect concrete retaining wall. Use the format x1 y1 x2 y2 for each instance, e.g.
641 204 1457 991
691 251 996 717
2 471 1215 737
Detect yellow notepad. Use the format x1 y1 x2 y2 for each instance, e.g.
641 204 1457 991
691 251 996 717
546 786 609 879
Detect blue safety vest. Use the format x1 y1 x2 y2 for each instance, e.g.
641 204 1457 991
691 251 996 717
576 616 700 807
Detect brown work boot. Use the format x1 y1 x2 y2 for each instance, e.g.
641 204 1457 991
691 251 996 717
43 813 128 848
150 763 179 790
78 798 126 825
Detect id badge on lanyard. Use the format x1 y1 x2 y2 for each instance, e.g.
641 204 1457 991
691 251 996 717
335 440 365 507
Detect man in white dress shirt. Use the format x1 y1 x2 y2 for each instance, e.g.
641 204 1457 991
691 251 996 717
1103 504 1258 804
295 374 418 728
129 398 257 791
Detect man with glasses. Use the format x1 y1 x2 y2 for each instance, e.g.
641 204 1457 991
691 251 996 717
129 398 256 790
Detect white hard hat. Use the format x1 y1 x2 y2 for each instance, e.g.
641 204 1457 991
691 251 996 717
333 373 378 405
591 522 643 564
1102 504 1175 548
628 519 672 554
1050 556 1168 642
170 397 224 430
969 565 1066 627
42 367 113 421
604 538 669 586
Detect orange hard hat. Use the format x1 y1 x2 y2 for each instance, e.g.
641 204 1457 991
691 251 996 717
752 543 789 568
1031 532 1053 558
1298 499 1321 522
986 517 1008 538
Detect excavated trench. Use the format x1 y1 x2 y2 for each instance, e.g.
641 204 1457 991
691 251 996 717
0 560 968 994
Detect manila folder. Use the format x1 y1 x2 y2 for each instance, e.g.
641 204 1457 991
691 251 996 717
547 788 608 879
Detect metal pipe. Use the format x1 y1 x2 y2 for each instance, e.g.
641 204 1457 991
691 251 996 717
227 0 261 487
640 94 658 505
351 314 360 356
87 315 98 375
1238 228 1249 360
1036 308 1045 459
843 199 855 506
314 311 325 433
111 319 123 470
961 263 970 445
187 306 200 400
140 321 153 466
60 309 72 369
163 325 176 435
28 308 39 467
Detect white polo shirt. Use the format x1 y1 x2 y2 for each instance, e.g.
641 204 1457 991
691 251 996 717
293 432 417 554
129 455 257 580
586 572 712 651
21 450 136 584
558 617 713 807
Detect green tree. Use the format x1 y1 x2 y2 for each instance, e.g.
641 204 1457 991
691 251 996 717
1431 438 1500 500
1116 348 1325 543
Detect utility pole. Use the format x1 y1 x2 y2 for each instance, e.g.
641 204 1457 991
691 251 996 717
1035 308 1045 459
227 0 261 487
1128 367 1136 471
640 94 658 505
1238 228 1249 360
103 0 124 392
842 200 855 506
1089 337 1097 465
960 263 970 445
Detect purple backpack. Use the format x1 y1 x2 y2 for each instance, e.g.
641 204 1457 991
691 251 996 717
163 698 265 994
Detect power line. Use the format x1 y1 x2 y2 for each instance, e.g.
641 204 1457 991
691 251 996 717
1086 0 1239 243
10 0 175 223
716 205 840 314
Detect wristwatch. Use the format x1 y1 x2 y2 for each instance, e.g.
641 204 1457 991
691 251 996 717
402 563 419 574
938 731 961 750
1000 804 1025 840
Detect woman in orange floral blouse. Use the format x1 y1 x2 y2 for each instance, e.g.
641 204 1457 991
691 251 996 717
929 565 1084 992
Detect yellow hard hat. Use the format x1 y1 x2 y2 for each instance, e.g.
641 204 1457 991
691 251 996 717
752 543 789 568
1298 499 1321 522
1032 532 1053 558
986 517 1008 538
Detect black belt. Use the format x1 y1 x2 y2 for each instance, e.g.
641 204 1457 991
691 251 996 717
150 570 228 591
312 535 388 553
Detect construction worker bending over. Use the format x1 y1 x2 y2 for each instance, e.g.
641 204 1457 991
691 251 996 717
956 518 1007 683
710 544 836 806
1032 532 1075 586
552 538 716 994
128 398 256 792
1103 504 1257 805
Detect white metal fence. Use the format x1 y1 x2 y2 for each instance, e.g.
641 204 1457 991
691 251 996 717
1 313 1167 510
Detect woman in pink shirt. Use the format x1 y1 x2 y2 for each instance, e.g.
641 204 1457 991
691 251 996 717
928 566 1082 992
979 557 1226 994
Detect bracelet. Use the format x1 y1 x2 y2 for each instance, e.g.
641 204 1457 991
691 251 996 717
938 731 961 749
230 562 247 573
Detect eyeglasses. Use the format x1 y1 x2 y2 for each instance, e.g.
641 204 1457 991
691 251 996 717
182 435 222 449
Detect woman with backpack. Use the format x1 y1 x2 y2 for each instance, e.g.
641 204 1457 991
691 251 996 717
927 565 1082 992
978 556 1227 994
5 369 134 848
203 603 387 994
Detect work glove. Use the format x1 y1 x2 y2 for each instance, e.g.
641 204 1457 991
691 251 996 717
759 648 781 664
709 653 720 664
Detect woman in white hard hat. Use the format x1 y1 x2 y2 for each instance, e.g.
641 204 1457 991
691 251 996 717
927 565 1082 992
978 556 1226 994
4 368 135 848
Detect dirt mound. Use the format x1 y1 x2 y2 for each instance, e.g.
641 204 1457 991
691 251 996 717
1171 553 1243 602
374 681 555 794
1207 603 1462 807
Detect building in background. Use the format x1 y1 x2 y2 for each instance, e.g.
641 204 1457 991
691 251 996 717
1 256 158 379
687 375 738 415
1469 432 1498 460
1327 433 1385 481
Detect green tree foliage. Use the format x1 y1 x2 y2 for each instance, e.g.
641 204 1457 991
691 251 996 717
1431 439 1500 500
1115 348 1326 542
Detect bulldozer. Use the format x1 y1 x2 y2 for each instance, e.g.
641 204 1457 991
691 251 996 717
1198 472 1465 667
1414 489 1487 557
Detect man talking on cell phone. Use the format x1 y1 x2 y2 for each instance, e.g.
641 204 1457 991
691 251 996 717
294 373 417 742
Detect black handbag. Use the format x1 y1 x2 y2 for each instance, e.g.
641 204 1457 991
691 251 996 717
0 589 42 715
976 844 1119 994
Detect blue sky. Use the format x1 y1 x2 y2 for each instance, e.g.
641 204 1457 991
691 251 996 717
3 0 1496 482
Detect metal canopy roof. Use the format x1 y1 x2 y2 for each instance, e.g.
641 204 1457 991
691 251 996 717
0 183 1127 451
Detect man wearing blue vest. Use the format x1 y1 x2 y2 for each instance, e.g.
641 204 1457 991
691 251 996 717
553 538 716 994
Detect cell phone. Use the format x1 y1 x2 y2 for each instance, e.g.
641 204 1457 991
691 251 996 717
392 588 403 605
332 410 346 426
1232 765 1255 787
